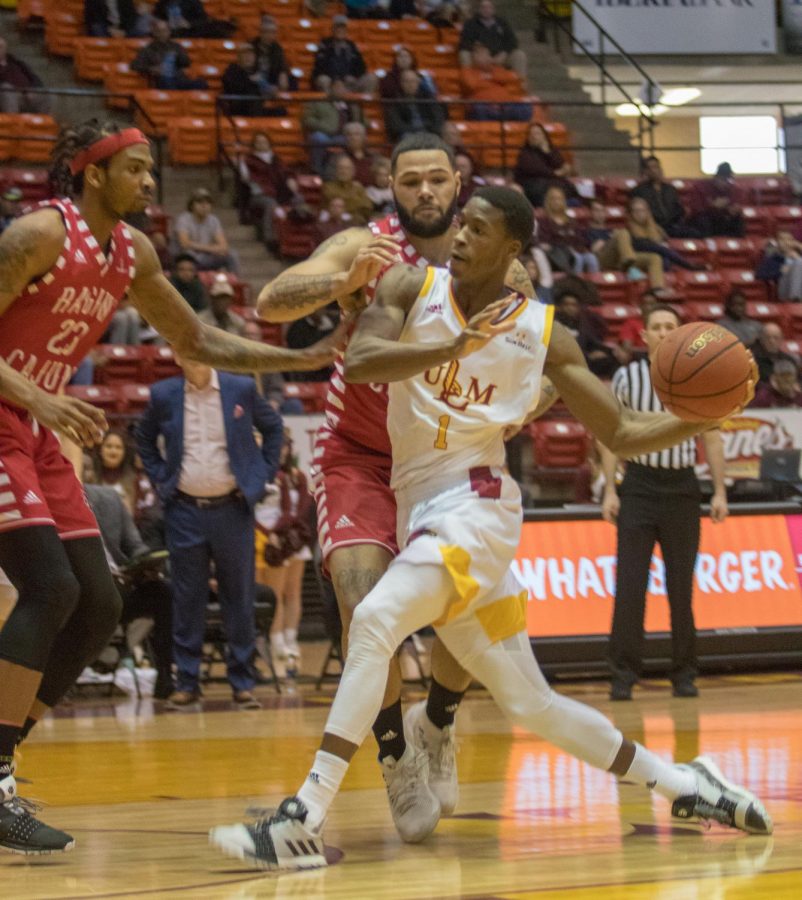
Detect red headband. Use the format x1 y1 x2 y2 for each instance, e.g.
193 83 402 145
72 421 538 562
69 128 149 175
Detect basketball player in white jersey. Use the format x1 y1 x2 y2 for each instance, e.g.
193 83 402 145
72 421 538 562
257 133 546 841
211 186 771 870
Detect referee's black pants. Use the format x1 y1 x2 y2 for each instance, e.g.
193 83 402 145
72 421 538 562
608 463 700 686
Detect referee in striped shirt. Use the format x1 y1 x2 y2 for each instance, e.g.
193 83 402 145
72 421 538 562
600 304 728 701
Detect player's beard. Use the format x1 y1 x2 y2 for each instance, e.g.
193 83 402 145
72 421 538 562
395 193 458 238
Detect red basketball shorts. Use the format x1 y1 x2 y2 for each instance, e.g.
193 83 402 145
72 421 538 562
0 403 99 539
311 428 398 563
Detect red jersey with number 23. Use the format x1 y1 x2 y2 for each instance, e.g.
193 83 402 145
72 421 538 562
0 198 135 394
320 214 428 456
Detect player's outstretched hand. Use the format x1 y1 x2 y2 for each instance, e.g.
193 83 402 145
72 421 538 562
453 297 517 359
285 315 352 372
33 393 108 448
344 236 400 292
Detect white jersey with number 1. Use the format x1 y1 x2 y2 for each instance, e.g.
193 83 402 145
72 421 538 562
388 267 554 496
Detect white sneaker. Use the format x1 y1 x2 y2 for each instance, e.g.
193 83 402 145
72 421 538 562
380 743 440 843
671 756 773 835
210 797 326 871
76 667 114 685
404 700 458 815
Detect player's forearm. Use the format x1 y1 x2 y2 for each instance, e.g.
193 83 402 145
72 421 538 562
257 272 351 322
598 442 619 493
0 359 46 412
702 430 727 494
344 335 459 384
611 408 708 458
185 323 324 373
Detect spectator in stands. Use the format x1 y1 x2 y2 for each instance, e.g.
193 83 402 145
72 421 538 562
441 120 469 157
131 19 208 90
752 359 802 408
322 154 373 226
553 281 618 377
539 184 599 275
106 298 142 345
311 15 378 94
345 0 386 16
316 197 355 242
513 123 572 208
256 430 314 676
460 42 530 121
616 288 658 364
136 354 283 709
365 156 394 216
758 229 802 301
91 429 140 516
458 0 527 80
631 155 695 238
751 322 796 385
286 308 338 382
85 0 140 37
222 44 271 117
242 322 304 415
379 45 436 100
455 151 486 208
690 162 745 238
717 289 762 347
338 122 376 186
391 0 461 26
0 36 48 114
83 482 174 699
251 17 293 93
626 196 700 273
384 69 446 142
169 253 207 312
302 77 365 175
591 201 665 290
0 187 22 236
173 187 240 273
153 0 234 38
198 276 246 336
239 132 300 251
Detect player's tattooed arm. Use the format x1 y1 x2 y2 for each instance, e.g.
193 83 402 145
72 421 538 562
127 228 347 373
544 321 709 456
0 210 65 316
504 257 535 299
257 228 400 322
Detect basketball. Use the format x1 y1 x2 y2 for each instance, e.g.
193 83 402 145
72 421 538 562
651 322 754 422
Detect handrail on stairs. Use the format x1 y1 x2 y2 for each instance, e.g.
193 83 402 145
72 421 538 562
535 0 658 159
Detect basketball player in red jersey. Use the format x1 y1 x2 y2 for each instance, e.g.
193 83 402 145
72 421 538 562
257 132 548 841
0 119 343 855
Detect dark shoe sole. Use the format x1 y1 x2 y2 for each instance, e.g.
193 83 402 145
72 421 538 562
0 838 75 855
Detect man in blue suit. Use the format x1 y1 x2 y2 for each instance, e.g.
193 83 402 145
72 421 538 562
136 353 283 709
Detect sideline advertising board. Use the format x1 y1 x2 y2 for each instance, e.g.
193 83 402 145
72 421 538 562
573 0 776 56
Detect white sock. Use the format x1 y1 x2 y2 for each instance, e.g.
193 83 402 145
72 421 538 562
270 632 287 656
285 628 298 653
296 750 349 831
624 743 697 800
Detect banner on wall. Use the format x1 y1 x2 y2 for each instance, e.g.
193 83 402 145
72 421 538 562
515 514 802 638
701 409 802 481
573 0 776 56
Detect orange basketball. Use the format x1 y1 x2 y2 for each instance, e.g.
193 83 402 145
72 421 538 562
651 322 753 422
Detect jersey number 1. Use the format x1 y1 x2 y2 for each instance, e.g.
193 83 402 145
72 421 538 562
434 414 450 450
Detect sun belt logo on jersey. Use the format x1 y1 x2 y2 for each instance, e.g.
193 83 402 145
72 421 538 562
425 360 497 411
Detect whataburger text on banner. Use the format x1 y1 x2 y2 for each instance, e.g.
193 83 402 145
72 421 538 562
514 515 802 638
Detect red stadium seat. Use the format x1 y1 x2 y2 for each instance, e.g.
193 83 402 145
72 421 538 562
2 167 49 201
740 177 793 206
597 177 639 205
584 272 633 305
722 269 769 303
530 419 591 471
273 207 319 259
283 381 328 413
676 270 726 303
786 306 802 340
74 38 121 82
167 117 216 164
745 301 787 330
597 302 640 341
66 384 120 412
686 300 726 322
145 345 182 381
709 237 758 269
117 383 152 414
766 205 802 232
296 173 322 205
740 206 773 238
95 345 149 385
781 339 802 360
16 115 59 163
667 238 711 269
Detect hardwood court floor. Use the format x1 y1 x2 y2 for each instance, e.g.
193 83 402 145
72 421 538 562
3 670 801 900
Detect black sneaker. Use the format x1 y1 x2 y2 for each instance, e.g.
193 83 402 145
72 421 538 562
671 756 773 835
609 681 632 701
0 774 74 855
672 680 699 698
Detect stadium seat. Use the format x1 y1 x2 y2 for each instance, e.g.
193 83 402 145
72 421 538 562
786 306 802 340
742 177 793 206
401 18 438 46
603 205 627 229
584 272 633 305
167 117 216 164
16 115 59 163
745 301 787 330
2 167 49 200
95 345 149 385
206 40 238 68
722 269 769 303
781 339 802 360
135 91 186 137
350 19 402 42
597 177 639 205
709 237 759 269
183 91 217 119
145 345 182 381
282 17 327 43
273 206 319 259
66 384 121 412
117 383 152 414
104 63 148 109
73 38 119 82
530 420 591 484
676 270 726 302
667 238 711 269
296 173 322 205
686 300 726 322
766 205 802 232
260 321 283 345
283 381 328 413
0 115 18 160
598 302 639 341
740 206 773 238
45 12 81 56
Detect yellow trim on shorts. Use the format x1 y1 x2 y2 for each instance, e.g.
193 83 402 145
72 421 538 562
434 544 480 626
542 302 555 347
476 590 528 644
